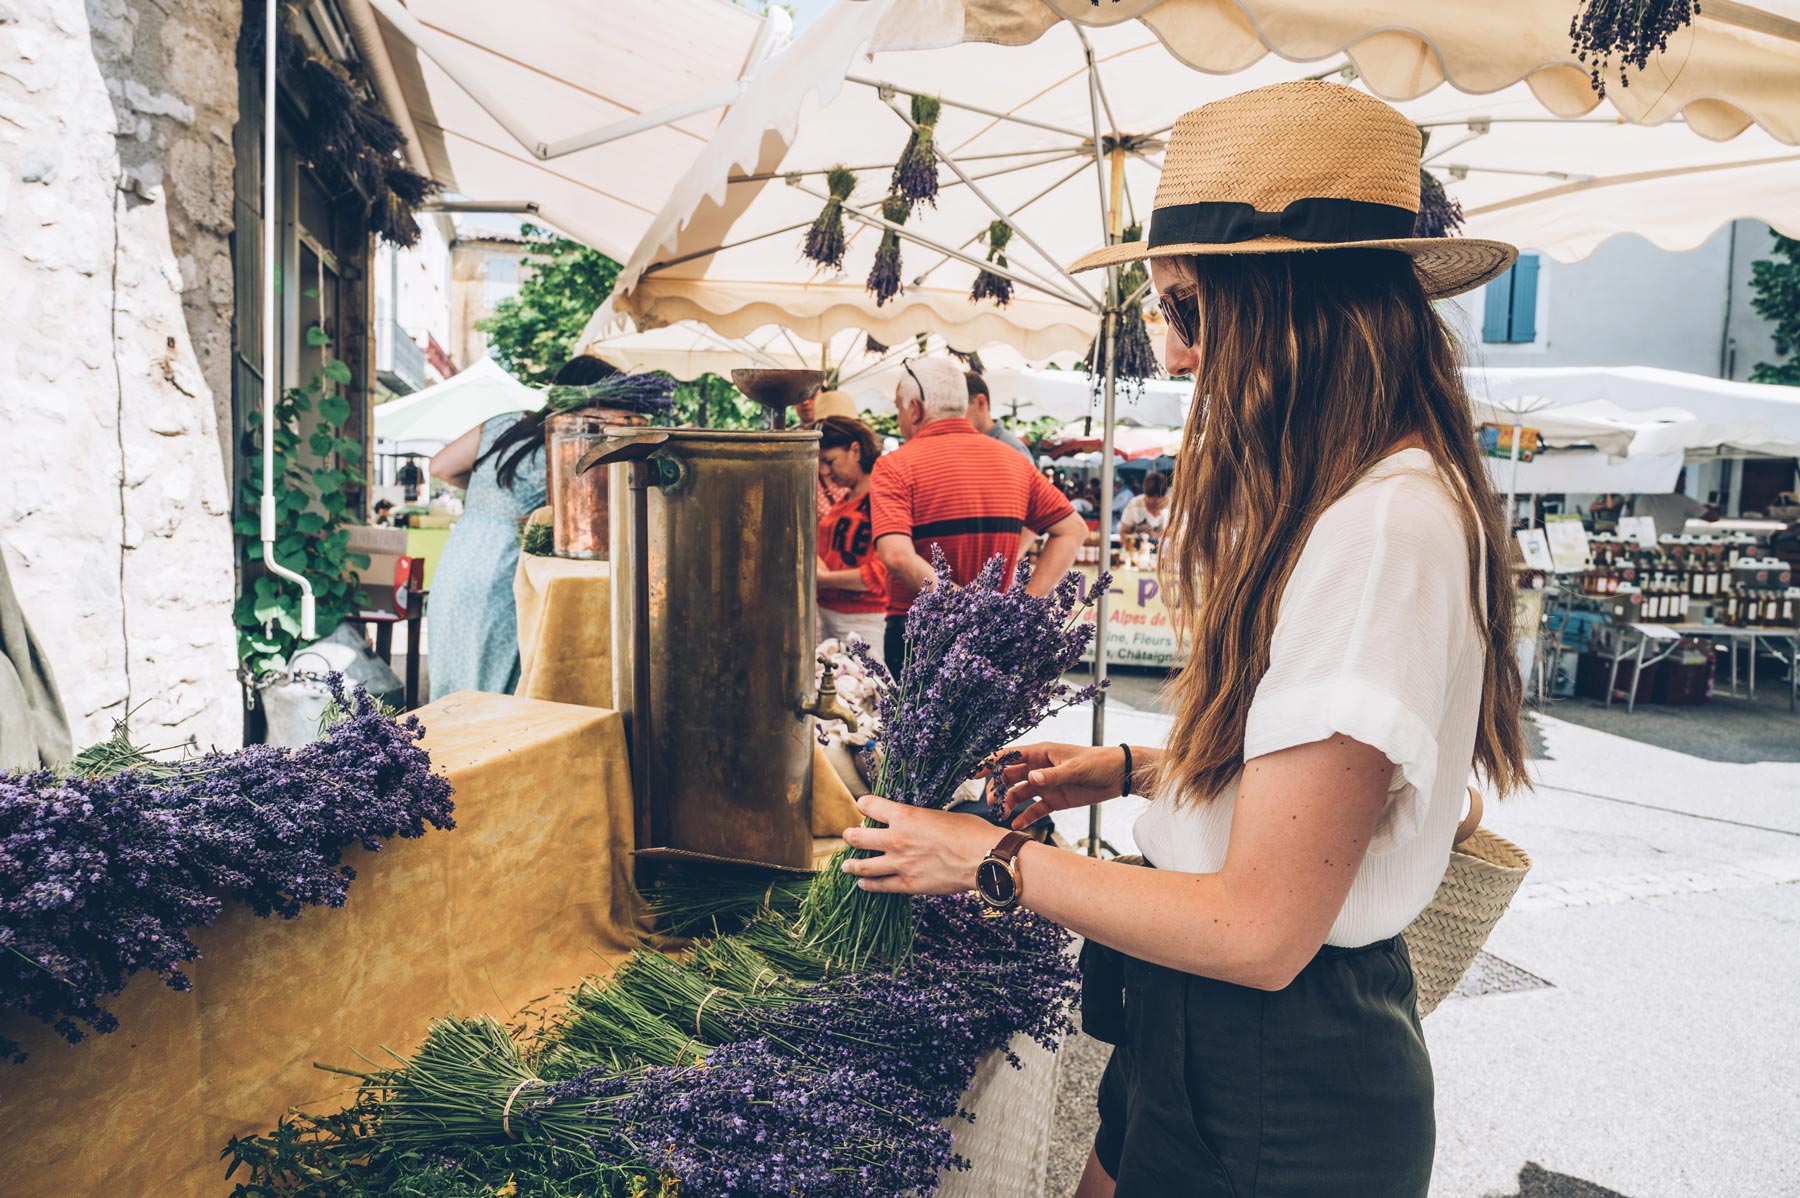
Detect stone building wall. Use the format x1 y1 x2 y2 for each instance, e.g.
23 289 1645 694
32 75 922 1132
0 0 243 750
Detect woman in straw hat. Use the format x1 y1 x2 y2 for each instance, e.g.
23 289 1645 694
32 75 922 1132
841 82 1529 1196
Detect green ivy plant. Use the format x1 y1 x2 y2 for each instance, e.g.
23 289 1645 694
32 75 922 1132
233 326 370 676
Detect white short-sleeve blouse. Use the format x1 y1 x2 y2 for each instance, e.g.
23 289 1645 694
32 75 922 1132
1133 449 1485 947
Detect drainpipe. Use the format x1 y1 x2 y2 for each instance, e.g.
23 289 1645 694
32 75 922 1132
260 0 316 642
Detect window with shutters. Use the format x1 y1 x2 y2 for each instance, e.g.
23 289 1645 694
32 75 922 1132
1481 253 1541 344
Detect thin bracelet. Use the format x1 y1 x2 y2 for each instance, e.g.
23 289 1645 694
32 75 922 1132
1119 744 1134 798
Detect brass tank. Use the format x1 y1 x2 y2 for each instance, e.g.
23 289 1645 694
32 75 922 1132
544 408 649 559
585 429 826 870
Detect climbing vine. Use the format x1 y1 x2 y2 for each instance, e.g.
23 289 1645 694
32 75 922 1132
233 324 369 676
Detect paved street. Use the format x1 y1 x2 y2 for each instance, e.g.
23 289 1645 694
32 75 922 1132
1036 667 1800 1198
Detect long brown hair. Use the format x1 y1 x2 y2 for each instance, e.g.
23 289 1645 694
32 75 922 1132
1157 249 1528 802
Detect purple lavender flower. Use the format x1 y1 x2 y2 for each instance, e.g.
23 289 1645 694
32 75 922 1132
605 1039 963 1198
802 547 1107 968
0 677 453 1064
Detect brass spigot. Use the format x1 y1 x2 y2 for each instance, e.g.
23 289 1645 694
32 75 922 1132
803 658 858 728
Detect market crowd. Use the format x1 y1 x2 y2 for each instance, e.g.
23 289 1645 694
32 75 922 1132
802 358 1090 671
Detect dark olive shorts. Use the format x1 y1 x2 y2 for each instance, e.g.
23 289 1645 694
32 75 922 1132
1086 934 1434 1198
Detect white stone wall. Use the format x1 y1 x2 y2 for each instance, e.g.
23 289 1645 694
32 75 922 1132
0 0 243 751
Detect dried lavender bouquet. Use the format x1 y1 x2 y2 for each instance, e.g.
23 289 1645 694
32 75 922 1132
799 549 1108 969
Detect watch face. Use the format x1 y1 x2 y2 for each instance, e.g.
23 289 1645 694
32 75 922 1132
977 858 1018 907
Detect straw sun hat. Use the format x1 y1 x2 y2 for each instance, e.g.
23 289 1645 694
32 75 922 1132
1070 81 1515 299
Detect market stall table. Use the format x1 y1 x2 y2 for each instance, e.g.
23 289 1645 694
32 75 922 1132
0 691 645 1198
1595 622 1800 713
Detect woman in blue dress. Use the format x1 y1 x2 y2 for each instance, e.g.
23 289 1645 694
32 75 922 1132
426 356 617 701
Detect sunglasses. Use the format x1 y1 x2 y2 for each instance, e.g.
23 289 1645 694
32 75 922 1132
901 358 924 401
1157 282 1199 349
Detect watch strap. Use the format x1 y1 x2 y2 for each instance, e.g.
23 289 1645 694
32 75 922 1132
989 829 1030 865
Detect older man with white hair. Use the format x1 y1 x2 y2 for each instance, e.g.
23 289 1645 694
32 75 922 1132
871 356 1087 669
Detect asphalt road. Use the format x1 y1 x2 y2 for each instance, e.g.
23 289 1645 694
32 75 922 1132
1037 670 1800 1198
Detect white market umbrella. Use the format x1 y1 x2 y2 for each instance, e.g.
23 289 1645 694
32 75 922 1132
348 0 789 262
1628 418 1800 463
1465 365 1800 441
373 357 543 445
997 0 1800 144
988 368 1191 427
585 320 1059 412
1484 447 1682 496
1468 395 1641 457
1045 422 1180 461
584 0 1800 818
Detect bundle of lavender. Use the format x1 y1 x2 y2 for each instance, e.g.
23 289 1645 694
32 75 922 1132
223 893 1081 1198
799 549 1107 970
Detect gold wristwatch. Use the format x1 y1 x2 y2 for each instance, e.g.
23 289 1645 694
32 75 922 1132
976 830 1030 911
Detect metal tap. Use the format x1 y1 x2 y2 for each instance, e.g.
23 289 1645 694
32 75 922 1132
802 656 857 728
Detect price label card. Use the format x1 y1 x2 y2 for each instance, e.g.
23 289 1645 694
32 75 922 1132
1515 528 1554 571
1543 515 1591 574
1616 516 1658 549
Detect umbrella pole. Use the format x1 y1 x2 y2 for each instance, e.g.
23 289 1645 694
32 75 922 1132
1088 302 1118 858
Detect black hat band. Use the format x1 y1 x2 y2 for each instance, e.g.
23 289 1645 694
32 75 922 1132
1147 197 1417 248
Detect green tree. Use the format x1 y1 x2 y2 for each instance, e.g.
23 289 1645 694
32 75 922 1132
1749 233 1800 386
478 225 621 385
478 224 766 428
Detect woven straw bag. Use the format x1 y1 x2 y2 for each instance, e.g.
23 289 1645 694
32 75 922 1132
1404 788 1532 1017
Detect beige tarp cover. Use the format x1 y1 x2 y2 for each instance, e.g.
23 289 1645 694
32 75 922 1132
0 692 645 1198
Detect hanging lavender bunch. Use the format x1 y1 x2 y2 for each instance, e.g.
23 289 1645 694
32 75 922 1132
802 164 857 271
543 371 678 417
1570 0 1701 95
866 195 911 307
891 93 943 208
1413 168 1465 238
799 550 1108 969
1085 302 1159 399
1084 222 1157 399
970 219 1015 306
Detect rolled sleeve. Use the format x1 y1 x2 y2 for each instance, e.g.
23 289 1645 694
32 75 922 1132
1025 470 1076 533
1242 480 1472 852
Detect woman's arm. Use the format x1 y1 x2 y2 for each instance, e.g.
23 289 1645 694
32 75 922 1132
430 424 484 490
843 732 1393 991
818 566 870 591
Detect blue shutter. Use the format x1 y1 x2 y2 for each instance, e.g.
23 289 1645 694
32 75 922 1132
1482 269 1513 343
1508 254 1539 343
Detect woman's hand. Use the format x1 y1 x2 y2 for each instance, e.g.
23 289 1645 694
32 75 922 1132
840 795 1004 894
982 742 1132 829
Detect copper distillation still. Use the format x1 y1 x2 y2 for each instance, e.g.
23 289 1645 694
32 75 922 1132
575 370 854 872
545 407 650 559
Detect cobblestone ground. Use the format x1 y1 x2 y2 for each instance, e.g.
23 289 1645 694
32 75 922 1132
1039 669 1800 1198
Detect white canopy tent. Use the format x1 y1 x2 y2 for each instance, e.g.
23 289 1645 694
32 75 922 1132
373 357 543 448
988 369 1191 427
578 0 1800 814
1464 366 1800 441
1044 422 1181 461
343 0 789 262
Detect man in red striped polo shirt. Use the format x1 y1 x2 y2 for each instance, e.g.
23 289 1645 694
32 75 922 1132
872 356 1087 669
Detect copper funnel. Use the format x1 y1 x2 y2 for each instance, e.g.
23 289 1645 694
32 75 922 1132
731 369 825 430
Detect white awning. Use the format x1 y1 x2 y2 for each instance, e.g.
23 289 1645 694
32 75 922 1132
344 0 788 262
373 357 542 445
584 0 1800 369
1464 366 1800 442
981 0 1800 144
